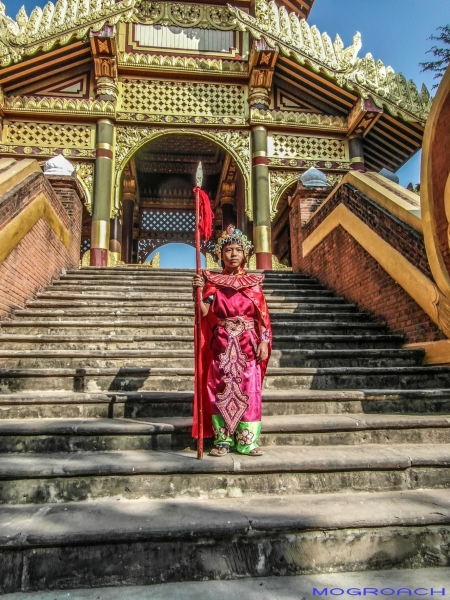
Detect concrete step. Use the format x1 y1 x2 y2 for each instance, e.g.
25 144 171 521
2 389 450 419
23 296 351 309
0 334 194 350
14 303 361 318
0 444 449 505
1 365 450 393
1 413 449 454
1 488 450 592
13 309 195 320
32 289 338 301
55 279 327 292
0 349 195 369
7 312 374 326
0 321 388 337
51 282 334 299
0 349 422 370
0 334 405 352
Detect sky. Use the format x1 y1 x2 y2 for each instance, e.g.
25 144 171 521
3 0 448 266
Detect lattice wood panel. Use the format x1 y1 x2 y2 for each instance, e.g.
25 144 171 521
120 79 246 117
3 121 94 148
141 210 196 234
269 134 347 160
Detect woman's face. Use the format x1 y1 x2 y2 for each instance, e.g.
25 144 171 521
222 243 244 271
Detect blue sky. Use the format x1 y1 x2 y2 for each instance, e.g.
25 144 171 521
4 0 447 266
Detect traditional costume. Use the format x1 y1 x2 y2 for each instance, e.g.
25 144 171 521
192 226 271 455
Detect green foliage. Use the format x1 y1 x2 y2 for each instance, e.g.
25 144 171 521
420 25 450 88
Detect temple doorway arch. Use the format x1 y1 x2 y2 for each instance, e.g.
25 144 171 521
144 242 207 269
114 130 251 264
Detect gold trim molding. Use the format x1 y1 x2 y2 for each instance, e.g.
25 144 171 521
404 340 450 365
0 157 40 196
133 2 237 30
118 53 248 75
4 97 115 117
328 171 422 233
251 109 348 132
254 225 271 253
302 203 450 338
0 192 71 263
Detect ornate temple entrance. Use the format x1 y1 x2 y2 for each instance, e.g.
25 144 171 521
116 133 249 265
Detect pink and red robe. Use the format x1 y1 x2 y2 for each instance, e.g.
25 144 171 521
192 268 271 454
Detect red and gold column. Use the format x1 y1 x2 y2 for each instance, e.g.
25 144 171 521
90 119 114 267
349 135 365 172
109 212 122 263
252 125 272 270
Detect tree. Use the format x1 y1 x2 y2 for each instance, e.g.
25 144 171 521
420 25 450 88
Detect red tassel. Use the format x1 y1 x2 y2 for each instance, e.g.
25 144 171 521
193 186 213 241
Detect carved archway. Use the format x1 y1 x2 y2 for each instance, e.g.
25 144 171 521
114 126 252 219
138 238 216 263
269 170 300 220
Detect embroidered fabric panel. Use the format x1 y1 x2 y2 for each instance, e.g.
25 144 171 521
235 421 261 454
215 317 251 433
212 415 261 453
204 269 264 290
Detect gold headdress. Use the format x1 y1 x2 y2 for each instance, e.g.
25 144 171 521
215 225 253 257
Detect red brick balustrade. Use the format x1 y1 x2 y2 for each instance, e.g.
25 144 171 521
289 182 446 344
0 165 84 320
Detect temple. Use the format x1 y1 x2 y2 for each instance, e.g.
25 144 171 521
0 0 430 268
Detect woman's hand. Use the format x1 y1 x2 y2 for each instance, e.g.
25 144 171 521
256 341 269 362
192 274 210 317
192 274 205 290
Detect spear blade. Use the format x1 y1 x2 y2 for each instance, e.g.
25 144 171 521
195 162 203 188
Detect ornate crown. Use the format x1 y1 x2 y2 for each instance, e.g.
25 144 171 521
215 225 253 257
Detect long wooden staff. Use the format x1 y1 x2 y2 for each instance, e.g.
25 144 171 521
194 162 204 459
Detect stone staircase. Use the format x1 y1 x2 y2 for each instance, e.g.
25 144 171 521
1 267 450 593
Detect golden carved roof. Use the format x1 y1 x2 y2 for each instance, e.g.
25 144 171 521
229 0 431 123
0 0 430 123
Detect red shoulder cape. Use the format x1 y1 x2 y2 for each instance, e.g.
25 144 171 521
192 269 271 439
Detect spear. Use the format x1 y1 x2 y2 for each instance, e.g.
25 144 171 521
193 163 213 459
194 163 204 459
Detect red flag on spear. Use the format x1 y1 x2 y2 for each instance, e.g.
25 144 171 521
193 162 214 459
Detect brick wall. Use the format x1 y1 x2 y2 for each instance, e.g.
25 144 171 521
290 183 446 344
0 171 83 320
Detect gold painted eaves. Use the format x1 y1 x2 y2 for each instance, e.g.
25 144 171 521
0 0 134 67
251 108 347 131
228 0 431 123
4 96 115 116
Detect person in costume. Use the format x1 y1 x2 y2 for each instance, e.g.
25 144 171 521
192 225 271 457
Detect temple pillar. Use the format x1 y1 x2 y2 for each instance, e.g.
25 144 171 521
109 213 122 262
251 125 272 270
248 40 278 270
121 169 138 264
121 198 135 264
90 119 114 267
349 134 365 172
222 201 235 229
